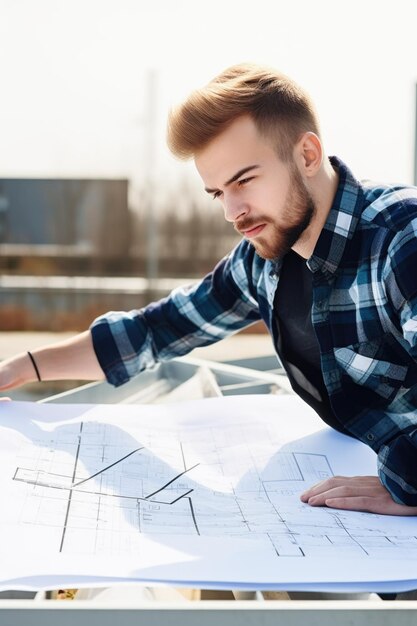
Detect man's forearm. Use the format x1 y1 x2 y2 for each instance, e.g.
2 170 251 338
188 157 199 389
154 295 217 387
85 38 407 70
0 330 105 390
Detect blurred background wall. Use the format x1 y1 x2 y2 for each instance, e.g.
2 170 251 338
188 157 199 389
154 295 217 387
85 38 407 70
0 0 416 331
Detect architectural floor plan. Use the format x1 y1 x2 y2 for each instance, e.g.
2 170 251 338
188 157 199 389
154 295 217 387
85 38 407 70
9 397 417 562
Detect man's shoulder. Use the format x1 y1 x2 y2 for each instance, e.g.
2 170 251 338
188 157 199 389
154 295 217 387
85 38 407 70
360 180 417 232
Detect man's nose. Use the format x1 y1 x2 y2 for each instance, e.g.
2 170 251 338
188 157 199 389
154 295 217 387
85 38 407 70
223 193 248 223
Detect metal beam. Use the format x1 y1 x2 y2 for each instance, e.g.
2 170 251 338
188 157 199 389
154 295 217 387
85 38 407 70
0 600 416 626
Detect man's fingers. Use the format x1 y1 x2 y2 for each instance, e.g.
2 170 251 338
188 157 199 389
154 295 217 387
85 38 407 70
324 497 417 516
300 476 348 501
325 496 378 512
300 476 378 502
306 485 377 507
300 475 417 515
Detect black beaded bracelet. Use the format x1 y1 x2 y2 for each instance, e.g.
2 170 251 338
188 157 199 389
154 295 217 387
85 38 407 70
27 351 41 382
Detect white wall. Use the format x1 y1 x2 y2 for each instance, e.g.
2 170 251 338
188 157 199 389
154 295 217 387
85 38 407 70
0 0 416 187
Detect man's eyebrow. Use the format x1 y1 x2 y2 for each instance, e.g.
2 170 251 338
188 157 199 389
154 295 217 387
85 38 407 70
204 165 260 194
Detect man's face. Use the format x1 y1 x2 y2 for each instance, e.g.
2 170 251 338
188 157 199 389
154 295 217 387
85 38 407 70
195 115 315 260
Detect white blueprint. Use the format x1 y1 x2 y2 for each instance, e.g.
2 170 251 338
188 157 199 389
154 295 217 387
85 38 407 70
1 394 417 591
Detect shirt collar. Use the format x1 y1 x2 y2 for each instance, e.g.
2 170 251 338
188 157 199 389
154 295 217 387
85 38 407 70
307 156 365 277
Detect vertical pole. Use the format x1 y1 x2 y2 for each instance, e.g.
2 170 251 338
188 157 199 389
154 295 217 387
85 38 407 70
414 83 417 186
144 69 158 295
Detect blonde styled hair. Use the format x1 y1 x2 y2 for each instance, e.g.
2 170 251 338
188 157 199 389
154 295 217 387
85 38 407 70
167 63 321 161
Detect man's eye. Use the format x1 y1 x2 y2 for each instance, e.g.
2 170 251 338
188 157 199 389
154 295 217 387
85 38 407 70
238 177 253 187
212 191 222 200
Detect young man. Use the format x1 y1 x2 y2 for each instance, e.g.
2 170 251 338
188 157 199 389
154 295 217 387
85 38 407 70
1 63 417 516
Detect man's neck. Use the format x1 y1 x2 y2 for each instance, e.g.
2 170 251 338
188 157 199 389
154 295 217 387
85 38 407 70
292 158 339 260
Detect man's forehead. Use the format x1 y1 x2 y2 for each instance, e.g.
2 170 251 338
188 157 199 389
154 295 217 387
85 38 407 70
195 117 272 185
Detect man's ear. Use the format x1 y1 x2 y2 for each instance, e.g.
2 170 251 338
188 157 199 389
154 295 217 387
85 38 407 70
293 132 322 178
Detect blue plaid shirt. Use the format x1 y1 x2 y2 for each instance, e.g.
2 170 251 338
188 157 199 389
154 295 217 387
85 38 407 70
91 156 417 507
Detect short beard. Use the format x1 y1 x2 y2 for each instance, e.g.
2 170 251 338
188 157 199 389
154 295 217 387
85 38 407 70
253 202 314 260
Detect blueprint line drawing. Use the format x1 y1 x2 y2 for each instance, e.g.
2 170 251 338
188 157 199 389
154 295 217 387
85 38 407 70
13 421 203 551
10 413 417 560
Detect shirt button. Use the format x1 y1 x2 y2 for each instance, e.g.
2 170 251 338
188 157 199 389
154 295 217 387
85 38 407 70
366 433 375 441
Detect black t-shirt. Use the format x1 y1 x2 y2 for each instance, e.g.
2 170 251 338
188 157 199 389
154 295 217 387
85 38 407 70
274 250 350 436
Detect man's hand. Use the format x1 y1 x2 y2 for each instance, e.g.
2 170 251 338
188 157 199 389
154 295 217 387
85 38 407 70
300 475 417 516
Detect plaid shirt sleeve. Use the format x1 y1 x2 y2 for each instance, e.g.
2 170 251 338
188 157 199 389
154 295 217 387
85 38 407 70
376 216 417 506
90 241 263 387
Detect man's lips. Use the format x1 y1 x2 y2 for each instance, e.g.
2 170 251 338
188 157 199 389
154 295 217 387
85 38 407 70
239 224 266 238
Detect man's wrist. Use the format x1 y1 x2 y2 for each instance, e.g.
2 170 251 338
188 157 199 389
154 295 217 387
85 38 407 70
27 351 41 382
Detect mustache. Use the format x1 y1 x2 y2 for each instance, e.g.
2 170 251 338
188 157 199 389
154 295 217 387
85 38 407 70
234 217 269 233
